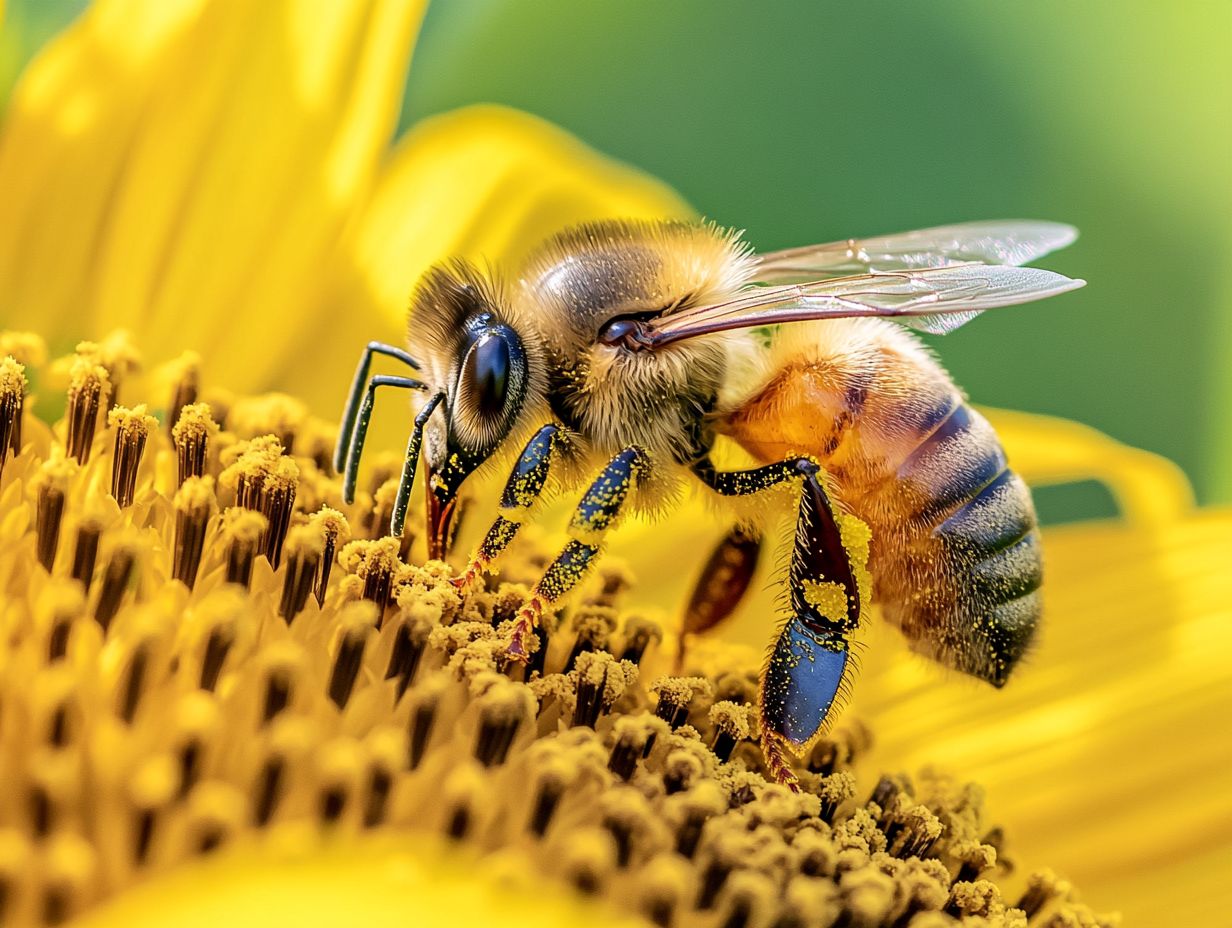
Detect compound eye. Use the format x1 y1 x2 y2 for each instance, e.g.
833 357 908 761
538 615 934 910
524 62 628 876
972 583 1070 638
461 333 510 418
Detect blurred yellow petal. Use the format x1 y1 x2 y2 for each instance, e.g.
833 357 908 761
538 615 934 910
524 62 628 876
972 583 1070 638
0 0 426 391
985 406 1194 524
278 104 692 413
68 832 649 928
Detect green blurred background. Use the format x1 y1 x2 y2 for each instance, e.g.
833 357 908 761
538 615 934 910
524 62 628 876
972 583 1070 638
3 0 1230 517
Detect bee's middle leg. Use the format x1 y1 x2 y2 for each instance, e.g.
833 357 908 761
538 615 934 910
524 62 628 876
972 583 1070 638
505 446 649 661
694 457 862 788
453 424 563 593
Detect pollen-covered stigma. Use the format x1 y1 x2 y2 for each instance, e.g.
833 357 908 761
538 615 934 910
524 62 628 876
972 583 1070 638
0 335 1115 927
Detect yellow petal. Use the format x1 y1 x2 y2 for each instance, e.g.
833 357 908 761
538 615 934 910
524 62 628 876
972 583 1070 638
0 0 425 391
984 406 1194 524
277 103 692 414
67 831 649 928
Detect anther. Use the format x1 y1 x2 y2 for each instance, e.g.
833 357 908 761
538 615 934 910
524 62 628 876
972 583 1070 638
311 508 349 606
93 543 137 634
221 436 298 568
384 620 429 699
118 642 149 723
253 757 284 827
528 773 565 837
108 405 155 507
220 509 267 589
406 679 446 770
34 454 76 572
0 357 26 481
709 701 753 764
163 351 200 439
171 402 218 485
70 518 102 593
172 477 215 590
64 355 110 464
327 604 376 710
565 606 617 672
279 525 324 624
619 616 662 665
474 683 532 767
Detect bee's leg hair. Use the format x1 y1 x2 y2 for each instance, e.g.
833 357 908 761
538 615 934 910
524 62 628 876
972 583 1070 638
505 446 649 662
340 374 430 506
694 457 860 789
676 526 763 672
454 423 563 592
333 341 423 474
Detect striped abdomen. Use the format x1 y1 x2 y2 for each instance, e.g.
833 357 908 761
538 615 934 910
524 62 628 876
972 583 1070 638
721 319 1041 686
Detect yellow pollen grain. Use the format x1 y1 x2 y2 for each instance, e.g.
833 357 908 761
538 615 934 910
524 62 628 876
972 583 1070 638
801 580 851 622
0 356 27 396
174 475 216 513
107 403 157 438
171 402 220 443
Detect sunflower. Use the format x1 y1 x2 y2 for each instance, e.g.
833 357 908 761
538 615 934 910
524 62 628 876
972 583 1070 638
0 3 1227 928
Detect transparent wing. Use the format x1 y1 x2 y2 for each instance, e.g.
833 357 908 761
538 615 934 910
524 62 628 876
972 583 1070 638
641 264 1085 346
754 219 1078 282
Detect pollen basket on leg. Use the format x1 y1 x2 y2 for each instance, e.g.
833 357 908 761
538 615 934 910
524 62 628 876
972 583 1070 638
0 336 1114 928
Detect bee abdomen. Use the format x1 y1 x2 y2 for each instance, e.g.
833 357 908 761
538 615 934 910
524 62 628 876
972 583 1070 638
892 404 1042 685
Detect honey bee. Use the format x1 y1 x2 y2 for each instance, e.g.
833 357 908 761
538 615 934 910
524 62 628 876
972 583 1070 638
335 219 1083 785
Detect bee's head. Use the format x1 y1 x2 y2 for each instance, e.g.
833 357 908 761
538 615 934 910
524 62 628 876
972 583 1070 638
408 260 541 557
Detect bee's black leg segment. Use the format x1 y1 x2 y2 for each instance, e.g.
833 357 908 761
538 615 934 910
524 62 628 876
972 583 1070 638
341 375 429 506
334 341 424 475
506 446 649 660
455 424 563 590
693 456 861 786
390 392 445 537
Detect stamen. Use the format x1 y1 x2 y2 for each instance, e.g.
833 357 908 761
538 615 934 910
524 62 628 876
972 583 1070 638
310 508 349 606
0 357 27 480
93 541 138 634
34 454 76 572
652 677 711 731
279 525 324 624
564 605 617 672
220 436 298 568
619 616 662 665
70 518 103 593
171 403 219 485
571 652 638 729
327 605 375 710
708 701 754 763
160 351 200 440
108 405 155 508
172 477 215 590
473 680 533 767
339 537 407 614
65 356 111 464
219 509 268 589
384 618 430 699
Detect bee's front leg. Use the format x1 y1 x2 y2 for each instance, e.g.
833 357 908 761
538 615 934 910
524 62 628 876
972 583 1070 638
695 458 862 789
504 446 649 662
453 424 563 593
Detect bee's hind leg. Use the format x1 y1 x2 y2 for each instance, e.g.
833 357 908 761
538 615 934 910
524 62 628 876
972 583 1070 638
676 527 763 672
504 446 649 662
453 424 563 593
694 458 862 789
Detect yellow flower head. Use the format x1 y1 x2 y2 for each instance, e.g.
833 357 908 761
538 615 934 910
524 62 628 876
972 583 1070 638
0 3 1229 927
